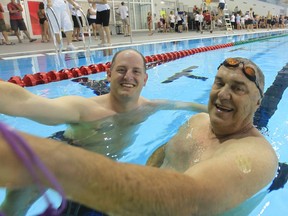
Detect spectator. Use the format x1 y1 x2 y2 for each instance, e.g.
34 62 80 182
230 13 235 29
240 15 245 29
236 13 241 30
45 0 79 51
117 1 130 37
194 11 200 32
0 2 14 45
69 0 83 42
218 0 225 17
88 0 111 46
87 2 97 40
160 14 167 32
266 11 272 30
176 9 183 33
7 0 36 43
37 2 50 43
147 11 153 35
182 11 188 32
168 10 175 32
246 8 254 31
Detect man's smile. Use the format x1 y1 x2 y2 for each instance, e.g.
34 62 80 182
215 103 234 112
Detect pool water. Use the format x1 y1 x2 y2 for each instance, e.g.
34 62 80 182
0 31 288 215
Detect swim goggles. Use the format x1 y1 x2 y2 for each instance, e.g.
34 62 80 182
218 58 264 98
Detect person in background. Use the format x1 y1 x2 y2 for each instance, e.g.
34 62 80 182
266 11 272 30
0 57 278 216
87 2 97 40
69 0 83 42
230 13 235 29
147 11 153 36
194 10 200 32
182 11 188 32
217 0 225 17
45 0 79 51
0 2 14 45
236 13 241 30
176 9 183 33
245 8 254 32
159 14 167 33
168 10 175 32
88 0 111 46
117 1 130 37
7 0 36 43
37 2 50 43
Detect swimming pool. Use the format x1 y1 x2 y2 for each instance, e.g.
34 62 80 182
0 30 288 215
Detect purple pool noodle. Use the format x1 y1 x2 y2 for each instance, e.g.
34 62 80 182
0 122 67 215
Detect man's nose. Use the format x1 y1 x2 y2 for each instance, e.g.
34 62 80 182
218 85 231 100
123 70 133 79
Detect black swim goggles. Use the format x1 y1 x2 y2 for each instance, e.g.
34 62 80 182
217 58 263 98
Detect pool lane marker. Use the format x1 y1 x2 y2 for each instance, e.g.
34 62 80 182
4 33 288 87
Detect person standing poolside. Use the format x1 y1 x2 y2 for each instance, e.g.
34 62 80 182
88 0 111 46
0 49 207 215
0 57 278 215
266 11 272 30
168 10 175 32
45 0 79 51
0 3 14 45
69 0 83 42
117 1 130 37
87 2 98 40
7 0 36 43
147 11 153 35
217 0 225 17
37 2 50 43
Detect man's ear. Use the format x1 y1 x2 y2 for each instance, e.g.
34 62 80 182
143 73 148 86
107 68 111 81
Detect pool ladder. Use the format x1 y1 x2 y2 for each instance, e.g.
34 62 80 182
46 7 91 53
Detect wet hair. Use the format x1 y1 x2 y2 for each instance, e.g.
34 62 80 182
110 49 147 73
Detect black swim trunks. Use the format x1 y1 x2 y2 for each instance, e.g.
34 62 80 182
60 200 108 216
49 132 109 215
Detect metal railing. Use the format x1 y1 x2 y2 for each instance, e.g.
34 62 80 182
75 8 92 51
45 7 63 53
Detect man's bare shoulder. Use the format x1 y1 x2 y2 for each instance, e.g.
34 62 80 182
183 133 278 215
215 134 278 191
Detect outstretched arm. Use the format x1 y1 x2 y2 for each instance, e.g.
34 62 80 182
151 99 208 113
0 127 277 216
0 82 85 125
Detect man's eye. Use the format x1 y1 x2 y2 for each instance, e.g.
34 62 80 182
234 86 245 92
214 81 224 87
117 68 125 73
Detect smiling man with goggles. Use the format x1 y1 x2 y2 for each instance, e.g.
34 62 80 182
218 58 264 98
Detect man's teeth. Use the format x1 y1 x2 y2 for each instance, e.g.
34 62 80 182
122 84 134 88
216 104 233 112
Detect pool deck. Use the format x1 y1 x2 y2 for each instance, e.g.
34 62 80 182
0 28 286 59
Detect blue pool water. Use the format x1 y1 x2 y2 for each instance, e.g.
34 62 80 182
0 31 288 215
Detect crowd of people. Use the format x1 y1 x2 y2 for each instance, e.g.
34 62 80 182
0 0 36 45
155 2 287 34
0 0 113 49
